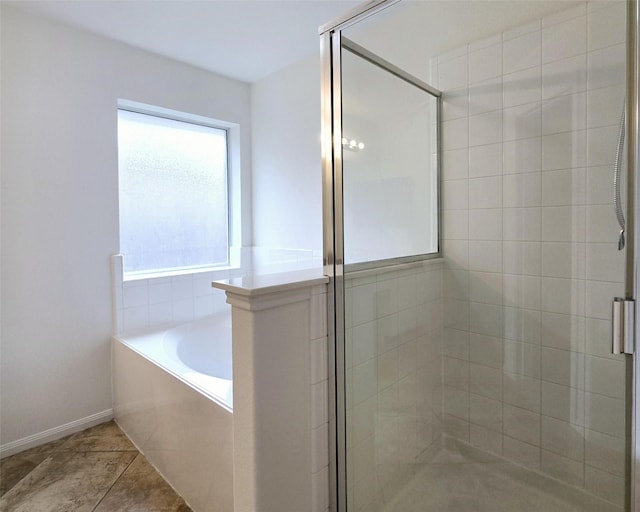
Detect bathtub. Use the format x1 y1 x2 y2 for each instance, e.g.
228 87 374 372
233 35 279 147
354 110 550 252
112 312 234 512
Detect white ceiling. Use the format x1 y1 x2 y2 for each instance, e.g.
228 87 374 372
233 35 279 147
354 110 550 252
6 0 586 84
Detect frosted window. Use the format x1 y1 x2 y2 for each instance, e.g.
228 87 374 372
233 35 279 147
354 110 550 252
118 109 229 275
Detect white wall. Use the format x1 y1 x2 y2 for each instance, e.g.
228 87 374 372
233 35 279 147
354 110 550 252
250 55 323 263
0 6 252 448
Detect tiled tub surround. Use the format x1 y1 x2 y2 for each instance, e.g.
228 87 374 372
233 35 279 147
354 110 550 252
114 269 330 512
344 259 444 511
437 1 627 508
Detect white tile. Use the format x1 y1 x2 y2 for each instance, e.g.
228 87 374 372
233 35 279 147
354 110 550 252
503 208 541 241
587 44 626 90
586 166 613 205
469 271 503 305
586 280 623 320
444 356 469 390
503 137 541 174
541 277 585 316
503 173 541 208
438 53 468 90
469 33 502 52
470 332 503 369
586 84 625 128
443 328 469 360
148 281 172 304
469 43 501 84
503 66 541 108
503 436 540 470
443 179 469 210
469 176 502 209
468 209 502 240
503 306 541 344
542 92 587 135
542 168 586 206
444 299 469 331
469 143 502 178
585 392 625 438
444 385 469 419
468 77 502 116
503 19 540 42
351 283 377 326
311 467 329 512
587 125 619 167
443 239 468 269
542 131 587 171
585 355 625 399
376 278 398 317
542 4 586 27
442 148 469 180
470 394 502 431
470 424 503 455
123 281 148 308
443 269 469 301
310 337 328 385
503 102 541 141
310 292 328 340
541 346 585 388
541 449 584 486
542 54 587 100
468 240 502 273
542 241 586 279
503 341 541 378
585 243 625 282
503 371 541 412
311 423 329 473
584 317 615 359
193 274 214 297
352 359 377 405
123 305 150 332
469 302 504 338
470 363 502 400
442 117 469 151
585 428 626 477
585 465 625 507
503 274 541 310
311 381 329 429
541 206 586 242
442 88 469 121
503 404 540 445
352 321 377 365
542 15 586 64
503 241 541 276
541 312 585 352
586 204 621 244
469 110 502 147
542 381 585 425
503 30 541 74
587 1 626 51
193 295 214 318
397 274 418 311
172 298 194 323
542 415 584 461
171 275 194 301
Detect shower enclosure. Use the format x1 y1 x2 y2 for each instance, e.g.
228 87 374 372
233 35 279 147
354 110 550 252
321 0 640 510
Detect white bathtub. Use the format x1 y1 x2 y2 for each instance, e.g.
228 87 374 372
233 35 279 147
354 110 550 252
112 312 234 512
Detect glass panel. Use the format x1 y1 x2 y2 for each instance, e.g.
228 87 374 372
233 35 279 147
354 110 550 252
118 110 229 275
342 49 438 266
334 1 631 511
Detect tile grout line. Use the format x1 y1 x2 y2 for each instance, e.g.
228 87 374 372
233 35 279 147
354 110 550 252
90 451 140 512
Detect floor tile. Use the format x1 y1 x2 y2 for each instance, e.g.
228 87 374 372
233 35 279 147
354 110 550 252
94 454 191 511
58 421 137 452
0 439 67 496
0 451 136 511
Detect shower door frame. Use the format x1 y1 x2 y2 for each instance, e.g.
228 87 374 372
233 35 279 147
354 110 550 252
321 0 640 511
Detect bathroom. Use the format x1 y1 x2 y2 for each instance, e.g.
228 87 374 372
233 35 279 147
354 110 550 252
1 0 640 511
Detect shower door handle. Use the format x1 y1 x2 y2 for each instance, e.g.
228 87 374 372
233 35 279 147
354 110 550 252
612 297 635 355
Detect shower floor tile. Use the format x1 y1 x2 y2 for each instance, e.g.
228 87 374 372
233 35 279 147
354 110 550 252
374 438 622 512
0 421 192 512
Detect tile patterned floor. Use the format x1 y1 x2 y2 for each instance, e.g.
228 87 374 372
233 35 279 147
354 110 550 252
0 421 191 512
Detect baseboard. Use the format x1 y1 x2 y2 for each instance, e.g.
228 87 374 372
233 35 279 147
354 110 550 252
0 409 114 459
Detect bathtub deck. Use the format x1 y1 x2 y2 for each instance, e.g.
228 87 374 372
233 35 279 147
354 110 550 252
0 421 191 511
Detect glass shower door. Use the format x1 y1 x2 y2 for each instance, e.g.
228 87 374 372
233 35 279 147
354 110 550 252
322 0 636 511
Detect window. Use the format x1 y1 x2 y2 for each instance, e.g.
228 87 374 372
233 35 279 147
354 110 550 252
117 107 230 277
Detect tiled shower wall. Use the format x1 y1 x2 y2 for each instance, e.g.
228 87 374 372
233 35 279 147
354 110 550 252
437 1 627 506
344 260 443 511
